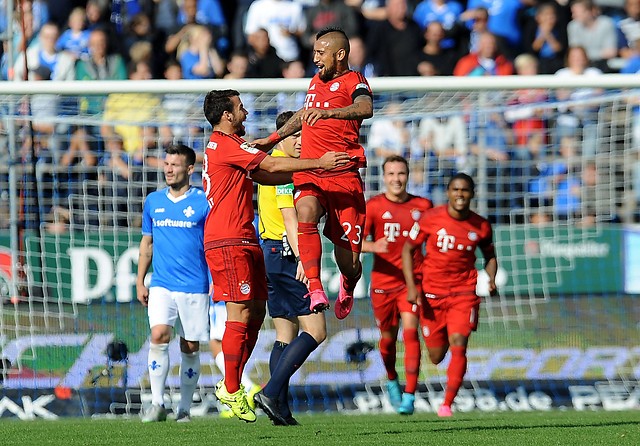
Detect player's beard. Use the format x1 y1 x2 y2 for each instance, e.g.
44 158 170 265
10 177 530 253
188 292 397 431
318 57 338 82
235 122 246 137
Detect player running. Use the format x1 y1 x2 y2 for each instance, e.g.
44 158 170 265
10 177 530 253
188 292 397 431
362 155 432 415
402 173 497 417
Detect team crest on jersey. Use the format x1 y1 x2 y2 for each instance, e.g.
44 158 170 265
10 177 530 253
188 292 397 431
239 281 251 295
411 209 422 220
207 141 218 150
330 82 340 92
183 206 195 218
240 142 259 154
468 231 478 241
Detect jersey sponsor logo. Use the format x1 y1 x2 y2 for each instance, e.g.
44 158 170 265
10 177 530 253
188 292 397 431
240 142 259 154
383 222 401 242
381 211 393 220
436 228 474 252
153 218 195 228
183 206 195 218
330 82 340 92
276 184 294 195
411 209 422 220
355 82 370 91
207 141 218 150
154 208 165 213
239 281 251 295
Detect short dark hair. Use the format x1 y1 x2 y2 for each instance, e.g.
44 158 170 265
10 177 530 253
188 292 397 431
204 89 239 127
276 110 295 130
382 155 409 174
448 172 475 192
165 143 196 167
316 27 350 53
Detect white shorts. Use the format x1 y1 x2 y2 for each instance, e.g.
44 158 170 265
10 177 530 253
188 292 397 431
148 287 209 342
209 300 227 341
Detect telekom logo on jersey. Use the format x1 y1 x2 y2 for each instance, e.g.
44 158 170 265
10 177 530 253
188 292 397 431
436 228 475 253
383 222 401 242
304 92 330 110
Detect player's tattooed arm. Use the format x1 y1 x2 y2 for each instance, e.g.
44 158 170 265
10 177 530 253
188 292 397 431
302 95 373 126
251 110 303 152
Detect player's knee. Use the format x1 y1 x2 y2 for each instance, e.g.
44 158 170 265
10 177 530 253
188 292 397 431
180 338 199 354
428 348 447 365
306 326 326 344
150 326 171 344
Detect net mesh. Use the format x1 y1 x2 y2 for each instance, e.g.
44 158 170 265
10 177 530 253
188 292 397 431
0 82 638 412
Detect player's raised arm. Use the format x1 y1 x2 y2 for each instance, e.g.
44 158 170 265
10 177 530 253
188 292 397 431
252 109 304 152
302 95 373 126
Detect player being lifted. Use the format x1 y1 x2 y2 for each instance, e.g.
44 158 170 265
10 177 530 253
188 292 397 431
253 27 373 320
402 173 497 417
362 155 432 415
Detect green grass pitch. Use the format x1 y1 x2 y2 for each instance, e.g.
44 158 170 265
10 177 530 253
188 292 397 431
2 410 638 446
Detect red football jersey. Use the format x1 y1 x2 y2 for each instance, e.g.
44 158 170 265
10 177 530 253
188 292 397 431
408 205 495 296
202 131 267 248
299 70 371 176
365 194 433 291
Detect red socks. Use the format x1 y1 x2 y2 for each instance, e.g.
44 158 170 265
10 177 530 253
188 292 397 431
379 336 398 381
444 345 467 406
240 318 263 376
222 321 247 393
298 222 323 292
403 329 421 394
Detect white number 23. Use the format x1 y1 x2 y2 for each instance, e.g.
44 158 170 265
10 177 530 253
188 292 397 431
341 223 362 245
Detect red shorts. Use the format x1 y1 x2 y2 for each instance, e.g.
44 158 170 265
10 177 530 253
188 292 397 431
371 286 419 332
294 171 366 252
419 293 480 348
205 244 268 302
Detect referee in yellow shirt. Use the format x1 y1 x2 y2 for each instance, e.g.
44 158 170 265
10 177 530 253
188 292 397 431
254 112 328 426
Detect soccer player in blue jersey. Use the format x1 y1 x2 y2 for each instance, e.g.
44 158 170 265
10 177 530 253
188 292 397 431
136 144 210 423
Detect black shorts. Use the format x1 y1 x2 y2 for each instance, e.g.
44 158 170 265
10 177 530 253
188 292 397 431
261 239 311 318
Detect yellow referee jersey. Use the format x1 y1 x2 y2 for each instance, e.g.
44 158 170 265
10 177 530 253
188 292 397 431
257 149 294 241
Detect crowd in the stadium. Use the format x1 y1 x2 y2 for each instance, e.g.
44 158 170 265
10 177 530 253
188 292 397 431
1 0 639 81
0 0 638 229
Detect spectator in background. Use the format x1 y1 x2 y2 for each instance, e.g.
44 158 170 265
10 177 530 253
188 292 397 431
415 113 468 204
347 0 388 23
302 0 361 52
164 0 207 60
178 0 229 57
246 28 285 78
453 31 514 77
348 35 376 78
418 21 458 76
75 28 127 116
244 0 306 62
178 25 224 79
463 0 526 59
412 0 463 50
617 0 640 59
124 13 167 78
223 50 249 79
366 103 411 193
13 22 76 81
100 60 163 169
455 6 489 55
368 0 424 76
55 6 90 60
523 2 567 75
277 60 307 113
554 46 603 157
567 0 617 71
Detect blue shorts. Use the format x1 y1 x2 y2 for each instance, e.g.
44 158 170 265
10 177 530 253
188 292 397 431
261 239 311 318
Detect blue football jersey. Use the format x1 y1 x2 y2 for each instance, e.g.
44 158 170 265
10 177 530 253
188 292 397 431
142 187 210 293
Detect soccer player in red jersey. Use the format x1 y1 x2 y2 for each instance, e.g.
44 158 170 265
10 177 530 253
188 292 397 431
202 89 349 422
253 27 374 320
362 155 432 415
402 173 497 418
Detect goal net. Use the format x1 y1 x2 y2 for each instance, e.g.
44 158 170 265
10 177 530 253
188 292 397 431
0 76 638 416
